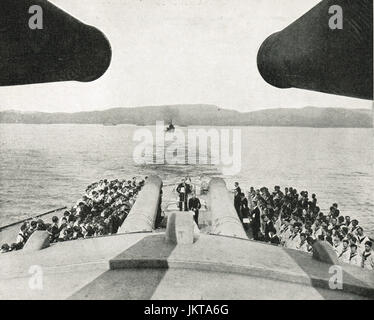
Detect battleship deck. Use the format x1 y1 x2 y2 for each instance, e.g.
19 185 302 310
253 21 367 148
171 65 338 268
0 177 373 300
0 231 373 299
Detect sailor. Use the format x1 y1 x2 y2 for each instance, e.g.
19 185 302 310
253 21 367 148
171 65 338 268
16 223 29 245
240 193 249 221
361 241 374 270
337 239 350 264
325 235 333 247
328 217 338 232
1 243 10 253
10 243 22 251
49 216 61 243
311 194 317 209
286 224 301 250
72 225 83 239
279 219 291 245
176 178 192 211
233 183 242 219
340 226 349 238
350 219 359 235
248 187 256 209
296 233 308 252
345 215 351 227
356 227 370 254
273 186 284 200
306 237 315 254
349 243 361 267
57 217 68 241
251 200 261 240
64 216 75 240
332 236 343 256
188 193 201 225
132 177 137 187
337 216 345 228
60 211 70 227
268 230 280 245
263 214 276 242
233 182 241 195
312 220 323 240
28 220 37 236
272 214 281 236
279 218 288 235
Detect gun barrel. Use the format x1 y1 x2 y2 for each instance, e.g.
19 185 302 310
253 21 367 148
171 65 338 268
257 0 373 100
0 0 112 86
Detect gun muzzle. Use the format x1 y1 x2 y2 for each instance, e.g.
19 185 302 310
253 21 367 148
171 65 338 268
257 0 373 100
0 0 112 86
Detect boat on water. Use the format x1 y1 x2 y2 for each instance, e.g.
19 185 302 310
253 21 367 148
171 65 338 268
165 121 175 133
0 176 373 300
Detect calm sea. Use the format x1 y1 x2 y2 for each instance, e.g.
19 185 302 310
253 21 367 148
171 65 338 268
0 124 373 237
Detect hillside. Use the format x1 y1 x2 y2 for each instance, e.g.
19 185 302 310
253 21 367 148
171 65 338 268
0 105 372 128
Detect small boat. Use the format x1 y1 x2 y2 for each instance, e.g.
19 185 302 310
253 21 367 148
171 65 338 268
165 121 175 132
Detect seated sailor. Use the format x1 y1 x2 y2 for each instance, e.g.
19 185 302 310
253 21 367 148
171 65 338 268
361 241 374 271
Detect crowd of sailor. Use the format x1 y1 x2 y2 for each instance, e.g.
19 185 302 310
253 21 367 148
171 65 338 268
1 177 146 253
233 183 374 271
2 177 373 272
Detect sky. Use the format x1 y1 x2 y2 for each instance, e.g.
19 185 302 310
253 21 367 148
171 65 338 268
0 0 371 113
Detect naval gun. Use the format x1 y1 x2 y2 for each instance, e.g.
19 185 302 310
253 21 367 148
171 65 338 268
1 176 374 299
257 0 373 100
0 0 112 86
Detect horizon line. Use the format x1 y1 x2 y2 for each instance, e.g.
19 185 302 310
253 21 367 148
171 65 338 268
1 104 372 114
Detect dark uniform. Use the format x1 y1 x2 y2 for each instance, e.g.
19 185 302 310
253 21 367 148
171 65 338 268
251 206 261 240
176 182 192 211
234 186 242 219
188 197 201 225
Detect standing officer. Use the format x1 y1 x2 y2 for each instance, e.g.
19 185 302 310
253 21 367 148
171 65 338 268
176 178 192 211
188 193 202 225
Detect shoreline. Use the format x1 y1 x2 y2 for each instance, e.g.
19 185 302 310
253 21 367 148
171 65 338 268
0 123 372 129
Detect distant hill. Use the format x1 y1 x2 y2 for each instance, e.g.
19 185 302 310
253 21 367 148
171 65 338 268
0 105 372 128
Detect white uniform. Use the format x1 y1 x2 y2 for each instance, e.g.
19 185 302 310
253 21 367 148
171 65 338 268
357 235 370 254
284 232 293 248
296 240 309 253
314 227 323 240
16 231 27 244
333 243 343 256
280 225 290 242
337 247 350 264
286 233 300 250
350 226 359 235
349 252 361 267
361 251 374 270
